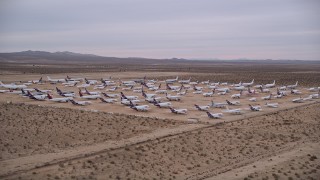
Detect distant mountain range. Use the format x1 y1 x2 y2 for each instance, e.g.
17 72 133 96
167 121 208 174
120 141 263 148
0 50 318 64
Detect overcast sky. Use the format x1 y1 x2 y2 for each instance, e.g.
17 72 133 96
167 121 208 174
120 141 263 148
0 0 319 60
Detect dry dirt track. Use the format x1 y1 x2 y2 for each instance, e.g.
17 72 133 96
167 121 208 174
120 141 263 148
1 101 319 180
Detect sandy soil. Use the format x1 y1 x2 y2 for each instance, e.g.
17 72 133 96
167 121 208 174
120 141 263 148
2 102 319 179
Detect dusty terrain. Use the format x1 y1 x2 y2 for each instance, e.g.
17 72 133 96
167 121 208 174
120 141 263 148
0 61 320 179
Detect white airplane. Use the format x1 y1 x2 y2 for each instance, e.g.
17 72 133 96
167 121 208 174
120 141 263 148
177 90 188 96
242 79 254 87
217 91 227 95
259 86 270 93
84 88 100 95
287 81 298 89
279 86 287 90
223 106 243 115
261 94 272 100
194 104 210 111
149 84 161 91
206 111 223 119
254 84 263 89
307 87 319 92
193 90 203 94
142 90 156 99
121 98 140 106
249 97 257 102
292 97 304 103
55 87 75 97
106 86 118 92
34 88 52 93
210 82 220 86
99 97 117 103
94 84 107 90
120 92 138 100
154 101 172 108
231 90 243 99
155 89 167 94
201 80 210 85
216 88 230 93
0 81 27 89
249 104 262 111
178 77 191 84
264 80 276 88
66 75 83 82
47 93 73 102
70 99 91 106
166 93 181 101
27 91 47 101
84 78 98 85
203 90 215 97
130 101 150 111
0 90 9 93
64 82 78 87
77 83 90 88
169 107 187 114
233 81 242 87
220 82 228 86
291 89 302 95
165 76 178 84
265 102 279 108
303 95 313 101
311 92 319 99
226 99 241 106
145 97 161 103
209 101 227 108
234 86 246 91
193 85 203 91
79 91 101 99
101 92 119 98
47 76 66 83
28 77 43 84
166 83 182 91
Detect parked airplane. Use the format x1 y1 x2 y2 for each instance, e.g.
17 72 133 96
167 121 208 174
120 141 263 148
223 106 243 115
28 77 43 84
101 92 118 98
169 107 187 114
203 90 215 97
0 81 27 89
130 101 150 111
56 87 75 97
302 95 313 101
84 88 99 95
242 79 254 87
142 90 156 98
166 84 182 91
79 90 101 99
121 98 140 106
35 88 52 93
234 86 246 91
165 76 179 84
194 104 210 111
155 89 167 94
178 77 191 84
249 97 257 101
206 111 223 119
84 78 98 85
70 99 91 106
265 102 279 108
226 99 241 106
209 101 227 108
231 90 242 99
261 94 272 100
287 81 298 89
47 76 66 83
120 92 138 100
291 89 302 95
99 97 117 103
27 91 46 101
259 86 270 93
249 104 262 111
145 97 162 103
307 87 320 92
166 93 181 101
292 97 304 103
47 93 73 102
216 88 230 93
66 75 83 82
154 101 172 108
264 80 276 88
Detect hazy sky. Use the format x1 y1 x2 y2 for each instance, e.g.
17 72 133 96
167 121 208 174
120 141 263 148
1 0 320 60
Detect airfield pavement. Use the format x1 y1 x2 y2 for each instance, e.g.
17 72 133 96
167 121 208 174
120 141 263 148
0 65 320 179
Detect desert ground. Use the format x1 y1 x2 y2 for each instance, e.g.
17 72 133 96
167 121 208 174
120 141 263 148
0 61 320 179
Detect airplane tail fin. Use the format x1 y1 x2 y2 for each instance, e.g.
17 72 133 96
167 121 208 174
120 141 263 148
169 107 175 113
79 90 83 97
176 76 179 80
47 76 51 80
34 88 40 92
296 81 298 86
0 81 3 85
129 101 134 107
70 99 77 105
39 77 43 82
120 92 127 99
194 104 200 110
85 88 90 94
47 93 52 99
21 89 26 94
99 97 106 103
